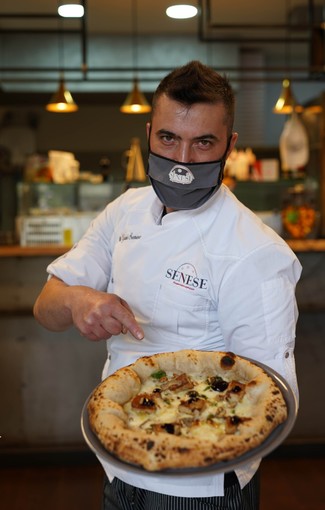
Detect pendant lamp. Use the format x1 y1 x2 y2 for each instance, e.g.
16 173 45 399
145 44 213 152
120 0 151 114
273 78 303 114
46 76 78 112
45 17 78 113
120 78 151 114
273 0 303 115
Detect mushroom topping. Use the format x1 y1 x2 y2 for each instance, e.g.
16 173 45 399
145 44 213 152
151 422 181 435
178 394 207 416
225 381 246 407
131 393 157 412
225 415 242 434
161 373 194 392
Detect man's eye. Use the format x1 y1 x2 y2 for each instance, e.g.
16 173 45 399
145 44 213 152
161 135 174 143
198 140 212 148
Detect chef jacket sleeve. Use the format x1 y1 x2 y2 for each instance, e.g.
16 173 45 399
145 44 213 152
47 203 116 291
218 242 302 400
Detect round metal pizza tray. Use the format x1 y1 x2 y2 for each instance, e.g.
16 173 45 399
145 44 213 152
81 360 298 477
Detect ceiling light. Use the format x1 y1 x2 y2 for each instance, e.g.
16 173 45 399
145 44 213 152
273 79 303 114
166 4 198 19
45 14 79 113
58 3 84 18
46 78 78 113
120 79 151 114
120 0 151 114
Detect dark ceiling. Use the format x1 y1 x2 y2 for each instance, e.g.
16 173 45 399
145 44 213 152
0 0 324 98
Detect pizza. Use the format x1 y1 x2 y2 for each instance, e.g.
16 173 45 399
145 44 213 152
87 349 287 472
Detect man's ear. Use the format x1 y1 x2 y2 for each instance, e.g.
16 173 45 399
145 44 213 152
227 132 238 158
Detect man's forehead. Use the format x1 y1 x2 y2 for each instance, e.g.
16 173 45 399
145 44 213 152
153 94 227 119
151 98 228 135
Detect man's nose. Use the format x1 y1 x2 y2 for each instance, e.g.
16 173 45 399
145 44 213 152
176 144 194 163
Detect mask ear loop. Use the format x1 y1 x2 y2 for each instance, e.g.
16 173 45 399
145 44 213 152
146 125 153 176
218 134 233 185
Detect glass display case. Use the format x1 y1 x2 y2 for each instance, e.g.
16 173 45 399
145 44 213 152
15 181 125 246
17 181 125 215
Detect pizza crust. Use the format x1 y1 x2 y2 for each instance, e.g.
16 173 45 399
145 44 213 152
87 350 288 471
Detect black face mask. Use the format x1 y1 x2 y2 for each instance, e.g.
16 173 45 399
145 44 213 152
147 140 230 210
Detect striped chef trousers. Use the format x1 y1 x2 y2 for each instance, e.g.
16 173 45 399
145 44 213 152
102 471 260 510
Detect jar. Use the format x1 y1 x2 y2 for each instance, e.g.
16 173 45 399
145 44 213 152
281 183 319 239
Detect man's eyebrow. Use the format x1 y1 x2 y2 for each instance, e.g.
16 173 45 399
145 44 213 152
156 129 178 138
156 130 219 142
193 134 218 141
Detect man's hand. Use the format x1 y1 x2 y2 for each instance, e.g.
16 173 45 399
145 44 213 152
33 277 144 341
70 288 144 341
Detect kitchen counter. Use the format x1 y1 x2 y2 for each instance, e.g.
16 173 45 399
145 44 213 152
286 238 325 252
0 245 70 257
1 238 325 257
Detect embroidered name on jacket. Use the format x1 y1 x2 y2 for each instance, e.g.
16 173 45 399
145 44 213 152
118 232 141 242
165 263 208 290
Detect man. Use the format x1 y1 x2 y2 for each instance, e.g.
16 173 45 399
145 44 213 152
34 61 302 510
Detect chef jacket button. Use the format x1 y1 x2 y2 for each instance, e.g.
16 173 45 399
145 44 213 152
285 351 289 358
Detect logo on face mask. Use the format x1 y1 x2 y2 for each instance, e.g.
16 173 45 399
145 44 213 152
169 165 195 185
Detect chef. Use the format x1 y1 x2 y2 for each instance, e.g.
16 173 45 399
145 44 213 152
34 60 302 510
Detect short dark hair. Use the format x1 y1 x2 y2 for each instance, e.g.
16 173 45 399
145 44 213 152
152 61 235 134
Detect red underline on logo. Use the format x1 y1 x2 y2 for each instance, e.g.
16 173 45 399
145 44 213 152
173 282 194 290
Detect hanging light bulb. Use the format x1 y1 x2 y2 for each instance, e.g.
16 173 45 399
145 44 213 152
120 79 151 114
273 79 303 114
46 77 78 112
120 0 151 114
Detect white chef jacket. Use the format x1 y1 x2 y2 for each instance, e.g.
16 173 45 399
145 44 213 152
47 184 302 498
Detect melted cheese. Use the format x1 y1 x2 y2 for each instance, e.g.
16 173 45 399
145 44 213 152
124 370 251 439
